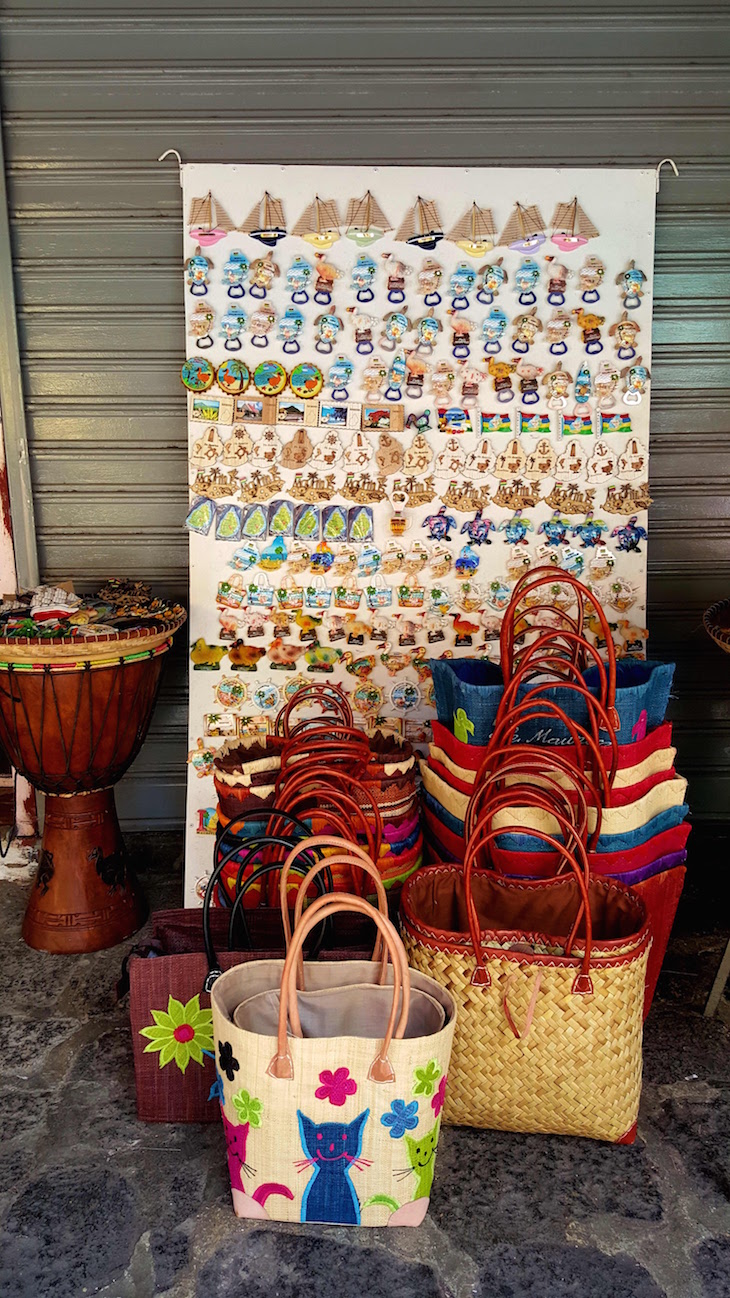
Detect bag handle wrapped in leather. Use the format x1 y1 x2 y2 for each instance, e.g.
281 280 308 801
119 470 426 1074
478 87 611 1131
267 893 412 1084
501 628 612 712
466 771 588 858
487 699 617 797
269 789 374 879
468 745 603 848
274 682 353 737
224 834 333 953
275 767 384 862
463 812 594 994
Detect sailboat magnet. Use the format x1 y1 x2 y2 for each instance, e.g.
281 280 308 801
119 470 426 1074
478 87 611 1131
550 198 599 253
188 192 235 247
345 192 392 247
396 197 444 251
447 203 496 257
499 203 546 253
292 196 341 250
239 192 287 247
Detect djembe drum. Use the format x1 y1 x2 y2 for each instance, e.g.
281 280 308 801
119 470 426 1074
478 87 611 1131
0 618 184 953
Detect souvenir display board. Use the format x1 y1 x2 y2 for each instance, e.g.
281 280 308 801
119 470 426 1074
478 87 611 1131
181 164 656 903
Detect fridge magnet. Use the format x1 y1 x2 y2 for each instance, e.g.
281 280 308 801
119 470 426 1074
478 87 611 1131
463 439 495 479
189 302 215 349
537 509 571 546
586 440 618 484
437 406 472 434
326 356 354 401
364 583 393 612
476 259 507 304
396 582 426 611
450 262 478 310
351 682 385 716
600 577 639 613
586 550 616 582
511 308 543 353
555 438 585 480
483 578 511 612
381 536 406 570
571 514 609 548
455 543 480 575
487 357 517 402
267 499 295 537
293 503 321 541
229 637 268 672
417 259 443 306
616 260 648 309
391 476 436 507
611 515 649 553
222 249 249 298
278 307 306 354
542 361 572 409
185 496 215 535
545 259 571 305
543 310 571 356
617 622 648 657
514 258 541 305
275 580 304 612
240 192 287 246
515 358 543 405
239 466 283 501
524 438 556 479
492 478 540 510
405 352 429 398
592 360 621 410
616 438 648 480
498 510 534 545
605 481 652 513
573 308 605 354
250 680 282 712
203 714 236 739
495 437 526 476
622 358 651 404
342 430 373 471
278 426 313 471
340 472 388 503
481 410 512 435
290 361 324 398
448 202 497 257
422 505 457 541
304 576 334 610
362 357 389 400
185 248 212 296
451 612 481 646
375 431 405 476
550 198 599 252
220 306 247 351
269 638 306 670
249 426 281 468
384 353 407 401
405 408 433 432
191 639 227 671
609 312 641 359
304 643 345 672
310 428 343 470
414 315 441 354
434 437 466 477
228 541 259 571
600 411 633 434
480 309 508 355
345 192 392 246
188 191 234 246
214 359 248 395
381 311 411 352
189 425 223 468
248 251 280 298
347 505 374 542
181 357 215 392
314 312 344 354
518 410 552 436
292 196 340 249
319 398 360 428
403 430 433 473
248 304 277 348
397 196 444 250
382 254 411 303
389 680 422 711
579 256 605 303
431 360 457 401
442 478 490 511
429 543 453 578
188 736 217 777
351 253 378 301
499 203 546 252
574 362 593 407
459 366 486 405
240 503 269 539
291 470 333 502
461 510 495 545
233 395 276 423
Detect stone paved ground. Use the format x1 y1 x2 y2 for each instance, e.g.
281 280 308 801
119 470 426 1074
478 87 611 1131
1 836 729 1298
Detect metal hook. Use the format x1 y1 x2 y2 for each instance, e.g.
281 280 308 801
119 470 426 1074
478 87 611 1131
158 148 183 185
655 158 679 193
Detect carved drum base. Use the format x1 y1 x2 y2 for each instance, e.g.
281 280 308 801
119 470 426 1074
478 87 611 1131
22 788 147 953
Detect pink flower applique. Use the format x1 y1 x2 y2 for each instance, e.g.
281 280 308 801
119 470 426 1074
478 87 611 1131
315 1067 358 1107
432 1073 447 1117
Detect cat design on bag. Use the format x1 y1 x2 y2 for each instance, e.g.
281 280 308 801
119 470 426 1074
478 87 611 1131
296 1109 371 1224
223 1113 294 1219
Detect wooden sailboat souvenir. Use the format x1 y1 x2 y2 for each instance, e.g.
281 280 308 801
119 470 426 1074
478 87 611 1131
188 192 235 247
292 196 341 250
447 202 497 257
239 192 287 247
396 197 444 251
344 192 392 247
498 203 547 253
550 197 599 253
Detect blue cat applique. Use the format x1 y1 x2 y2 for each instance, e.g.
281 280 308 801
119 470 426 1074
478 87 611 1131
296 1108 371 1224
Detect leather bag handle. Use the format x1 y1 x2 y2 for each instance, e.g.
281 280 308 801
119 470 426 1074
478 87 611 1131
469 745 603 848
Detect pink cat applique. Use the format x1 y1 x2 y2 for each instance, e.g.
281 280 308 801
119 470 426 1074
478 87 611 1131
223 1112 294 1219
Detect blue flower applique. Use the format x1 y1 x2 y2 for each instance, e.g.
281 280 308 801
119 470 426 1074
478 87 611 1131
381 1098 419 1139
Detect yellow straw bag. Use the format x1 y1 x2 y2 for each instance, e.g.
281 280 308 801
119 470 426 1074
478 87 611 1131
400 824 650 1143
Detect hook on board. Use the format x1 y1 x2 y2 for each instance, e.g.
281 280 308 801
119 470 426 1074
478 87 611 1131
655 158 679 193
158 148 183 185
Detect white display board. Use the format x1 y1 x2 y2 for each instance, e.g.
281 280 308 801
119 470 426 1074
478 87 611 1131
181 165 656 903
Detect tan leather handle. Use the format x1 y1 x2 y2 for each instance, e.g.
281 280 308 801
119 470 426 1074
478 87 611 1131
267 893 411 1085
280 836 388 983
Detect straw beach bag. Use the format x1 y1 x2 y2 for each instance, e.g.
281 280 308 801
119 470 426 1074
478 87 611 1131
211 882 456 1226
400 824 650 1143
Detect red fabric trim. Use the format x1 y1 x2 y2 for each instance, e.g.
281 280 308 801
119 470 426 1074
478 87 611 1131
432 718 674 772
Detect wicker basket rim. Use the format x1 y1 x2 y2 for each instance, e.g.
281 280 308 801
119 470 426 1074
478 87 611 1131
0 614 185 664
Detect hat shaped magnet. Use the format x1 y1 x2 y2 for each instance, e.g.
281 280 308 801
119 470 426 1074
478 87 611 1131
617 260 648 309
476 258 507 305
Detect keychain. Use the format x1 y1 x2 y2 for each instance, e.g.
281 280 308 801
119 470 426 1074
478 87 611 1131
514 258 541 305
481 308 508 355
222 249 248 298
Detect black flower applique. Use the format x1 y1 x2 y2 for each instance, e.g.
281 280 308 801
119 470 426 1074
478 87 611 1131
218 1040 240 1082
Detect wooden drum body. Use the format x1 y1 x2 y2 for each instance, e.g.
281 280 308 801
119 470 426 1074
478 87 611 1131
0 641 170 952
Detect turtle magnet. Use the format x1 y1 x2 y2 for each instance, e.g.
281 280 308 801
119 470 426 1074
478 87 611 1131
611 515 648 553
622 358 651 405
511 308 542 354
616 260 648 310
477 258 507 305
609 312 641 360
185 247 212 296
314 312 344 355
249 252 279 299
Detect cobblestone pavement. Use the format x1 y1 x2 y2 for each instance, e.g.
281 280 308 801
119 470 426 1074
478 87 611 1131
1 837 729 1298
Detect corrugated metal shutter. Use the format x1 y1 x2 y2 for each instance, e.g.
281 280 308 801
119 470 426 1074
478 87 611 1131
0 1 728 828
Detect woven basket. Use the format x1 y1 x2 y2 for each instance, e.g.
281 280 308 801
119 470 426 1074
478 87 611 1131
0 614 186 665
703 599 730 655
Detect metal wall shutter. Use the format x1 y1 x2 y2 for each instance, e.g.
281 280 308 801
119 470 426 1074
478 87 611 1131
0 2 728 828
